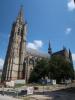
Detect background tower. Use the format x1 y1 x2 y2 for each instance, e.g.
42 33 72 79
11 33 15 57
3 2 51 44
69 49 73 65
48 40 52 56
1 6 27 82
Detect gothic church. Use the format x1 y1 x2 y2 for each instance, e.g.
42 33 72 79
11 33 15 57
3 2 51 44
1 7 73 83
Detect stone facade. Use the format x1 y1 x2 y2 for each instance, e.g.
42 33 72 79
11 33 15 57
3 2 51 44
1 7 27 82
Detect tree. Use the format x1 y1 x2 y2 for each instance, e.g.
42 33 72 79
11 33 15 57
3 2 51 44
49 55 74 83
28 59 48 83
29 55 74 83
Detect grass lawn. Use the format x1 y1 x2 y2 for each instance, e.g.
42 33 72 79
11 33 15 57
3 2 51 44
15 83 25 88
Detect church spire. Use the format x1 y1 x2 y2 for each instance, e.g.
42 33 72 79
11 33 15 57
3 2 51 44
16 5 24 23
48 40 52 55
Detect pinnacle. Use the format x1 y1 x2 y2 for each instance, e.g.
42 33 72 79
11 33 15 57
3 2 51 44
16 5 24 23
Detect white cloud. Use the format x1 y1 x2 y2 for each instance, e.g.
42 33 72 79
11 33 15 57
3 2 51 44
27 40 43 50
67 0 75 11
65 27 72 35
72 53 75 61
0 58 4 69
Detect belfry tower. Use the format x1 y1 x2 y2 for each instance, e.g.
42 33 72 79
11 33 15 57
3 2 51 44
1 6 27 82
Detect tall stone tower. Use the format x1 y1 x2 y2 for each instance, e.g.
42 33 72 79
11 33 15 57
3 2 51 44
1 6 27 82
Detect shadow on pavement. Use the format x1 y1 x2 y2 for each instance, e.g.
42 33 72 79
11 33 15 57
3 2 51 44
34 87 75 100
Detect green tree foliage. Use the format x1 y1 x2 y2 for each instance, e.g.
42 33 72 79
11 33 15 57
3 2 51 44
29 59 48 83
29 55 74 83
49 55 74 83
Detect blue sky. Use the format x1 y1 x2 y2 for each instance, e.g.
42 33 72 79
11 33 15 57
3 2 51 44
0 0 75 68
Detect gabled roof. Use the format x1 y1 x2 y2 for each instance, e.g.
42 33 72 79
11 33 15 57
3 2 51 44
52 48 68 57
52 49 65 56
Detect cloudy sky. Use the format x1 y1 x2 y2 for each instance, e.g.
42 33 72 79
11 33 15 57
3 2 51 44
0 0 75 69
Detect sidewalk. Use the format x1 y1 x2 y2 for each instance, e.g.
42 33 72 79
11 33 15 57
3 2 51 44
0 94 22 100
